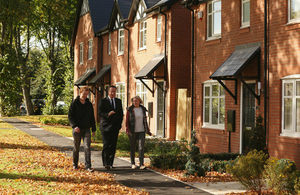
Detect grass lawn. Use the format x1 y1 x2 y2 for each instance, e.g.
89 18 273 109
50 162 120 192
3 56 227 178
0 121 148 194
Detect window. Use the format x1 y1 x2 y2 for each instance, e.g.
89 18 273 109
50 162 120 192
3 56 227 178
108 33 111 55
136 81 148 109
203 81 225 128
118 29 124 55
116 82 125 110
79 42 83 65
139 20 147 49
289 0 300 23
207 0 222 39
88 39 93 60
242 0 250 27
157 14 162 42
281 76 300 136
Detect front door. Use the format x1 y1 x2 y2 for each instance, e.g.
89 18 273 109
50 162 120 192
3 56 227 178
242 83 256 153
156 81 164 137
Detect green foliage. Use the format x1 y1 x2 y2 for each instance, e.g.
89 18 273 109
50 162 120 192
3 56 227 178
226 149 268 193
245 114 268 154
39 116 69 126
185 131 205 177
116 132 131 151
199 153 239 161
200 158 235 173
264 158 298 194
150 155 187 170
92 123 102 143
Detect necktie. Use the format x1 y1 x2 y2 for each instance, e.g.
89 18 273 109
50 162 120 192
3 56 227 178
111 99 114 110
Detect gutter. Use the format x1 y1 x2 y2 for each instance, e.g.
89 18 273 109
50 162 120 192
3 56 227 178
159 6 167 138
264 0 268 148
183 1 195 135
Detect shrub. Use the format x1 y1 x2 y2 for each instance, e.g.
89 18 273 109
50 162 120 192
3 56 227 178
200 153 239 161
150 155 187 170
226 149 268 193
200 158 235 173
264 158 298 194
185 131 205 177
116 132 131 151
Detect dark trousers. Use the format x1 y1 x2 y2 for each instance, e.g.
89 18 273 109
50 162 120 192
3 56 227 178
129 132 145 166
72 128 92 169
101 130 119 166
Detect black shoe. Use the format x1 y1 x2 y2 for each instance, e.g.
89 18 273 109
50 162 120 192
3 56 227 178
104 165 110 170
86 168 94 173
73 165 78 170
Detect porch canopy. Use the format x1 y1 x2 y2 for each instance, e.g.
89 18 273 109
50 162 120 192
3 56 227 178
89 64 111 95
210 43 261 104
135 54 165 95
74 67 96 86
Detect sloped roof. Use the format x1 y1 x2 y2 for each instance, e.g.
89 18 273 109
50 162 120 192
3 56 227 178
118 0 132 19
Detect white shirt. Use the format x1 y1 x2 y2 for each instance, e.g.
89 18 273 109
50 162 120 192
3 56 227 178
133 107 145 132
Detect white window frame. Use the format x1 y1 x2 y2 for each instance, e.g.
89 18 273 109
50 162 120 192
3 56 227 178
288 0 300 23
136 80 148 109
203 81 225 129
79 42 83 65
118 28 124 55
241 0 250 27
139 20 147 50
88 39 93 60
116 82 125 110
157 14 162 42
281 75 300 137
207 0 222 40
108 33 111 55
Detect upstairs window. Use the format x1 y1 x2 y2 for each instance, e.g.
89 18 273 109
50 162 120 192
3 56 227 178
108 33 111 55
207 0 222 39
281 75 300 137
203 81 225 129
289 0 300 23
88 39 93 60
139 20 147 49
157 14 162 42
242 0 250 27
79 42 83 65
118 29 124 55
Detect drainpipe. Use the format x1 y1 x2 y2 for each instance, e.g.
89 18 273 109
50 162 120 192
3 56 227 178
264 0 268 146
185 2 195 136
123 26 130 108
159 7 167 138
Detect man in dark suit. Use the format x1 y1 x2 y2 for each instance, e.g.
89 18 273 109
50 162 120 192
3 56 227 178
99 85 123 169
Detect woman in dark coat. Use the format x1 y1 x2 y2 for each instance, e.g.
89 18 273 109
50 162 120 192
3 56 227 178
126 96 151 169
68 86 96 172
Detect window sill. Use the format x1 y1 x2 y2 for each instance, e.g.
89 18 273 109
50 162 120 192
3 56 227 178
240 26 250 33
202 124 225 130
285 21 300 31
138 48 146 52
205 38 221 46
117 53 124 57
280 133 300 138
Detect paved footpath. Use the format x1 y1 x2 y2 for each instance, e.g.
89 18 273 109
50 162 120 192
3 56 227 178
2 118 213 195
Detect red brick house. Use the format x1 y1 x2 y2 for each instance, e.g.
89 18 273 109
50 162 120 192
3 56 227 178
181 0 300 167
71 0 192 140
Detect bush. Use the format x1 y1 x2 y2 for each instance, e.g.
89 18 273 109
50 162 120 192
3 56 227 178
226 149 268 193
39 116 69 126
150 155 187 170
116 132 131 151
200 153 239 161
264 158 298 194
200 158 235 173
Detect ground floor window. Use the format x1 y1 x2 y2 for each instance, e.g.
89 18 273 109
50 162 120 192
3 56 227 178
282 75 300 136
136 80 148 109
203 81 225 129
116 82 125 110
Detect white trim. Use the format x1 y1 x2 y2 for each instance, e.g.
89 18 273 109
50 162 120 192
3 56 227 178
108 33 111 55
139 20 147 50
207 0 222 39
118 28 124 55
155 80 165 137
116 82 125 110
157 14 162 42
79 42 83 65
135 80 148 108
88 39 93 60
241 0 250 27
288 0 300 24
281 74 300 79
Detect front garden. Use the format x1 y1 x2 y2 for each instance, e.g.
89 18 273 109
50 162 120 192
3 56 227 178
14 115 300 194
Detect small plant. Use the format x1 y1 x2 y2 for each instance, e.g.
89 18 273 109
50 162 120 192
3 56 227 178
226 149 268 193
184 131 205 177
264 158 298 194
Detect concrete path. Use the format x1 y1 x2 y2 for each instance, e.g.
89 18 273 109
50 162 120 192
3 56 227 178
1 118 214 194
